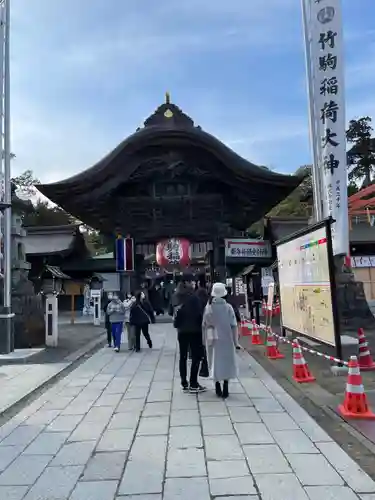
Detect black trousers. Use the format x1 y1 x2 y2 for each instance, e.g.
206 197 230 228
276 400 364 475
134 324 152 351
105 315 111 345
178 332 202 388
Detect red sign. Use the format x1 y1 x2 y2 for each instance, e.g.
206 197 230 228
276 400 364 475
156 238 191 268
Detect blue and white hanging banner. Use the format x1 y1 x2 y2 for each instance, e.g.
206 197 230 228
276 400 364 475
303 0 349 256
116 236 134 272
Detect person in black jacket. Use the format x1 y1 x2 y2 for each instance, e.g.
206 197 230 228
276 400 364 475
226 286 241 349
173 282 206 393
129 291 155 352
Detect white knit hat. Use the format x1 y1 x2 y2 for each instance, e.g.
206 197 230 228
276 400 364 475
211 282 227 298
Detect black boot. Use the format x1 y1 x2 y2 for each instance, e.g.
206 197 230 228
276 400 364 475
222 380 229 399
215 382 222 397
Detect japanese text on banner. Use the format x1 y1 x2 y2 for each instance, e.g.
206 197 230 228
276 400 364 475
306 0 349 255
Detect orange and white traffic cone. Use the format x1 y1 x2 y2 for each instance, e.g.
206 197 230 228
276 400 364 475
251 319 263 345
241 319 252 337
357 328 375 371
265 328 284 359
292 340 315 383
338 356 375 420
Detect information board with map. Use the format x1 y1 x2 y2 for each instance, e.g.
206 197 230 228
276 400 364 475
276 224 336 346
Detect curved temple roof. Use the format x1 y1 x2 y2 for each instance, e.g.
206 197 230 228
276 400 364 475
38 99 303 203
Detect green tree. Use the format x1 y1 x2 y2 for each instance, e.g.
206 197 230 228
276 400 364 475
267 165 312 217
85 230 114 256
346 116 375 185
11 169 40 198
22 199 75 227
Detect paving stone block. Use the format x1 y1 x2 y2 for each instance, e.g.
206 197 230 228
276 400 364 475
254 472 309 499
298 419 333 442
163 477 210 500
305 485 361 500
199 402 228 416
108 412 140 430
25 409 61 426
23 465 83 500
51 441 96 466
272 430 319 454
201 416 234 435
252 397 284 413
47 415 83 433
119 460 164 495
82 451 127 481
243 444 291 474
84 406 114 423
128 435 167 461
143 402 171 417
209 476 257 496
166 448 206 477
225 394 254 407
68 421 107 442
170 410 199 427
117 398 146 413
286 453 344 486
124 388 148 400
204 435 244 460
235 422 274 445
0 454 52 486
317 442 375 493
115 496 161 500
70 480 118 500
242 379 272 398
0 446 23 472
0 425 44 447
207 459 250 479
261 412 299 431
137 416 169 435
23 431 69 455
168 426 203 449
94 393 122 407
0 486 29 500
147 390 172 402
42 396 74 411
171 396 198 411
228 406 261 423
61 401 94 415
97 429 135 452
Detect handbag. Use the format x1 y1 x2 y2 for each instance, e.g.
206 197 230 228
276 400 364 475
199 346 209 378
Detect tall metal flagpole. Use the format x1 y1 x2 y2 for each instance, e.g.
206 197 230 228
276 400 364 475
0 0 13 354
301 0 323 222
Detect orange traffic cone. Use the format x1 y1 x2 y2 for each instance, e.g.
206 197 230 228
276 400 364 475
292 340 315 383
357 328 375 371
251 320 263 345
241 320 252 337
338 356 375 420
265 328 284 359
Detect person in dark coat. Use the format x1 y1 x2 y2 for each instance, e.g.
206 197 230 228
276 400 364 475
173 282 206 393
225 286 241 349
129 291 155 352
196 286 209 310
103 293 113 347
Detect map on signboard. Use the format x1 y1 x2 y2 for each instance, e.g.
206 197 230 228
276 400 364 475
276 225 335 346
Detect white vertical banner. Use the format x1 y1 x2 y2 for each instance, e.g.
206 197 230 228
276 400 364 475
303 0 349 255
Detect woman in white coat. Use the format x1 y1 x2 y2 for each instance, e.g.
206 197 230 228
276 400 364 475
202 282 238 398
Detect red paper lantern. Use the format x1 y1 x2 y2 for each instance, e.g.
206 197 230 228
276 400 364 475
156 238 191 268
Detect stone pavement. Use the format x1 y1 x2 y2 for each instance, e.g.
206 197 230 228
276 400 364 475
0 324 105 418
0 323 375 499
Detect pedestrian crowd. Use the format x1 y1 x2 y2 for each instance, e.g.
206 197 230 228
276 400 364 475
104 281 241 398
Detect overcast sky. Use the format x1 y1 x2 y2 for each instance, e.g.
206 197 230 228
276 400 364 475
9 0 375 184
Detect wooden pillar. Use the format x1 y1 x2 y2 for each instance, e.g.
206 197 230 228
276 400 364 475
70 294 75 324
